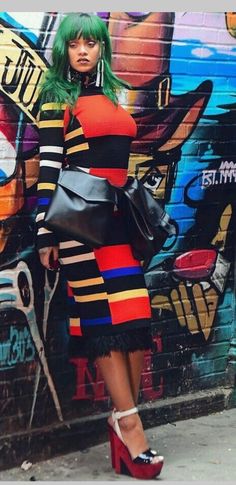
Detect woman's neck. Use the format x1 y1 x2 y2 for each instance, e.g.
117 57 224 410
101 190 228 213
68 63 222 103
69 67 97 87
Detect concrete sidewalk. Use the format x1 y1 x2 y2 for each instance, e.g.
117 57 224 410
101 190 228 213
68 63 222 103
0 408 235 481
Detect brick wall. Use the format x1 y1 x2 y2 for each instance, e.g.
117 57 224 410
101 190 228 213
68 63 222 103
0 10 235 466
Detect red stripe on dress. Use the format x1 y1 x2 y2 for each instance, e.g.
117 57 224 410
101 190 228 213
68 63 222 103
73 95 137 138
67 284 74 297
109 296 152 325
90 167 127 186
94 244 140 271
69 325 83 336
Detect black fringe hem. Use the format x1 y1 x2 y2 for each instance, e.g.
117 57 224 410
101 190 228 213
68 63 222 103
68 327 153 362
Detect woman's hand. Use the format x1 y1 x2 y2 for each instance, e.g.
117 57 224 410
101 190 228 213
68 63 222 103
38 246 59 270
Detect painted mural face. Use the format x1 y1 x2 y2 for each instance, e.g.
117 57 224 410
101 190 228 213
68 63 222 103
0 101 24 253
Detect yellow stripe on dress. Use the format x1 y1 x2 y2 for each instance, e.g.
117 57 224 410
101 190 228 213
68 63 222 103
37 227 53 235
69 318 81 327
37 182 56 191
41 103 67 111
59 240 84 249
68 277 104 288
60 253 95 265
108 289 148 303
39 120 64 129
66 143 89 155
65 127 83 141
74 292 108 303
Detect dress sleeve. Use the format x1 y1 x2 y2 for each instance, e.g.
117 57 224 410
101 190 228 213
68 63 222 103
36 102 66 250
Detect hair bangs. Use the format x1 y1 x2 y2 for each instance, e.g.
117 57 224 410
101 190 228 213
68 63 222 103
62 13 105 43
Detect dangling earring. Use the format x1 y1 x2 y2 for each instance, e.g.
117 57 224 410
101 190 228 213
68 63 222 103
67 65 72 82
67 65 82 84
96 58 104 87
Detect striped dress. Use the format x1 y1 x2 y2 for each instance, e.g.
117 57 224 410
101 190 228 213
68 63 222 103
36 81 153 360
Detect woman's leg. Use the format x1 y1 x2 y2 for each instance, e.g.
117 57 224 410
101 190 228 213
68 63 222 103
95 350 150 459
126 350 145 405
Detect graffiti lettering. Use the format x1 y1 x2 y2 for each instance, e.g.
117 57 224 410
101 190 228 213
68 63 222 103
0 21 47 122
2 40 43 113
70 335 164 402
201 169 216 187
141 335 164 400
70 357 107 402
202 161 236 187
0 325 35 369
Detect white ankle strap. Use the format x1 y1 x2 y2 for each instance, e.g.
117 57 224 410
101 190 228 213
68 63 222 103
112 406 138 420
112 407 138 443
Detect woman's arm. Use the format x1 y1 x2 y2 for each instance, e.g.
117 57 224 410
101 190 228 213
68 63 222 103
36 102 66 251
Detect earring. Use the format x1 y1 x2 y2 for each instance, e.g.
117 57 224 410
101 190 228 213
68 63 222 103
67 65 82 84
67 65 72 82
95 58 104 87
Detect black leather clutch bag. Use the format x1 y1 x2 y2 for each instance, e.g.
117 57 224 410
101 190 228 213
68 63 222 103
120 175 177 263
44 166 117 247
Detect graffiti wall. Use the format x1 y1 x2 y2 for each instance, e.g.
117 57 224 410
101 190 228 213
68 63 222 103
0 11 235 435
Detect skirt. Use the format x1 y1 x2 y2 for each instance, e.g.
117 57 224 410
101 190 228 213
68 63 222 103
68 326 153 362
58 209 153 361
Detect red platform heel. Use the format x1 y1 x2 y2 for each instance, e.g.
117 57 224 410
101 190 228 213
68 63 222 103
108 421 116 469
108 407 164 479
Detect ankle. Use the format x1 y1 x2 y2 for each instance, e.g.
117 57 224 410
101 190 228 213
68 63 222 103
118 414 139 434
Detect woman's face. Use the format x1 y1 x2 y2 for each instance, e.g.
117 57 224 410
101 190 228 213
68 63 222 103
68 36 101 73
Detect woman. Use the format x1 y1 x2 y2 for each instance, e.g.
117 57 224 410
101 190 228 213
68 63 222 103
36 12 164 479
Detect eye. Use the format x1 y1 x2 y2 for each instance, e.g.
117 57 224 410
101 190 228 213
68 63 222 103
68 41 77 48
87 39 97 47
125 12 150 22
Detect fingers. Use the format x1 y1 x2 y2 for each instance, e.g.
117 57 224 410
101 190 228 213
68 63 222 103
52 246 59 261
51 246 60 271
39 246 59 271
39 247 52 270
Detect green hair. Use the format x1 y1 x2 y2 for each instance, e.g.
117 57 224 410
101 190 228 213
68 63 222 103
39 12 131 107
